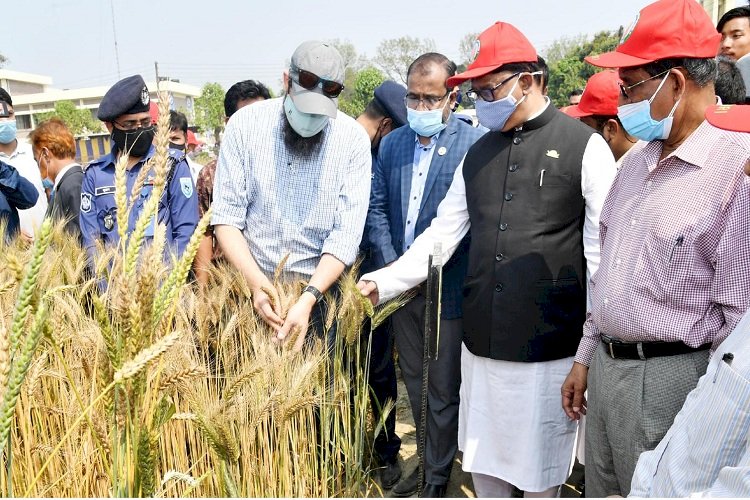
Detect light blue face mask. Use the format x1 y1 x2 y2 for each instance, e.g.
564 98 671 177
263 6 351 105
474 72 541 132
407 100 448 137
617 72 681 142
42 177 54 190
283 95 329 138
0 120 17 144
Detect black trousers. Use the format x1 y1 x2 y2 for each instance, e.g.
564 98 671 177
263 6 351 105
392 294 463 486
368 316 401 463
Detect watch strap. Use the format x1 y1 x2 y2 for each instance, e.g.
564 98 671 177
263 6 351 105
303 285 324 303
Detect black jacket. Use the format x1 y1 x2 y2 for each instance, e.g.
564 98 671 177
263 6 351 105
47 164 83 237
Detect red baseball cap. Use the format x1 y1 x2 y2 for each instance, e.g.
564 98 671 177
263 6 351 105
566 70 621 118
446 22 537 87
560 105 576 117
149 101 159 125
704 105 750 133
586 0 720 69
187 130 203 146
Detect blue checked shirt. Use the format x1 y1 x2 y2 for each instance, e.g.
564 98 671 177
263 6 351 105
211 98 372 278
630 309 750 497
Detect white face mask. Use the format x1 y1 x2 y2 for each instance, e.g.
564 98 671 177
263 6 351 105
474 72 541 132
283 95 329 137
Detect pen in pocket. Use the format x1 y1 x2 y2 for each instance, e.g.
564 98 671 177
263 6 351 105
539 169 546 187
668 235 684 262
714 352 735 382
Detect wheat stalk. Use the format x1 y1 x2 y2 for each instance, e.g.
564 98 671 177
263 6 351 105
8 219 52 351
113 330 183 384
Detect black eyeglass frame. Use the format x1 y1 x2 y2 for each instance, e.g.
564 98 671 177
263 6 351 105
465 72 522 103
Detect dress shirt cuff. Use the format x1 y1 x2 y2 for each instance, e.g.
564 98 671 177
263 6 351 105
361 268 404 304
210 210 245 231
574 335 600 367
322 235 359 267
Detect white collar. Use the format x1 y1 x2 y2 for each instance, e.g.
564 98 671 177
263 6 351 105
53 162 80 191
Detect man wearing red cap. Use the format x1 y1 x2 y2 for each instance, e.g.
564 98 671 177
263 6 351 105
359 21 617 497
561 0 750 496
628 104 750 497
567 70 642 166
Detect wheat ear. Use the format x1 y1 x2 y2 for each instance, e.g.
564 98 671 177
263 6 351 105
113 330 183 383
8 218 52 350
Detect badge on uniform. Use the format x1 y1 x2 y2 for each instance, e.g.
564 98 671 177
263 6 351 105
103 211 115 231
438 146 447 156
81 193 92 213
180 177 193 199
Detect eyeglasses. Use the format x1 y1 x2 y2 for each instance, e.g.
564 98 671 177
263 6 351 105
618 69 673 100
290 66 345 98
404 91 450 110
114 117 153 131
466 72 521 103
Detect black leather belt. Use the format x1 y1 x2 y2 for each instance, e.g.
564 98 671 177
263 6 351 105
601 335 711 360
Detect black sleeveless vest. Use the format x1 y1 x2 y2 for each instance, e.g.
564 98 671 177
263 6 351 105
461 104 594 362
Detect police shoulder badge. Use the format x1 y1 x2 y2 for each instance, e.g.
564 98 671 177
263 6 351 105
179 177 193 199
81 193 92 213
141 86 150 106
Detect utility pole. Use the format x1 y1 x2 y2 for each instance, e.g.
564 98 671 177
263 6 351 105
154 61 160 90
110 0 121 79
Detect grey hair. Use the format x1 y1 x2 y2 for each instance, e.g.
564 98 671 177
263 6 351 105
642 57 717 87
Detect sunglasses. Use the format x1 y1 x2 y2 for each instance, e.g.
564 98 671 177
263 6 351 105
290 66 344 98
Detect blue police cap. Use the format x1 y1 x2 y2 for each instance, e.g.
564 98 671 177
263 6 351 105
97 74 151 122
373 80 407 128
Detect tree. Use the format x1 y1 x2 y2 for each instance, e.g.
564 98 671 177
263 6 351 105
541 34 589 66
0 52 6 68
457 32 480 67
326 39 368 72
338 67 386 118
374 36 437 84
35 100 102 135
546 30 622 107
195 82 225 148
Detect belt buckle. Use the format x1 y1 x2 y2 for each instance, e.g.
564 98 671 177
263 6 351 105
609 342 615 359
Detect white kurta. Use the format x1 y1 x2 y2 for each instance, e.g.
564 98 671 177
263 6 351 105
459 345 576 491
362 104 618 489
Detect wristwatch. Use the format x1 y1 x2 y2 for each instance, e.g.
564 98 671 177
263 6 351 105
303 285 324 303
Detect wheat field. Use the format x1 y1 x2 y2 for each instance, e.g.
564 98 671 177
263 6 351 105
0 96 407 497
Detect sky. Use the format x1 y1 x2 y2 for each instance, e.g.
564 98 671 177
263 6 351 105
3 0 655 94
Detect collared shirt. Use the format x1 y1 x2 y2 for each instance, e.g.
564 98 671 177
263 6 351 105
0 141 48 236
79 146 199 256
403 132 440 252
52 162 79 192
362 123 616 304
575 122 750 366
629 309 750 497
186 156 203 184
211 97 372 278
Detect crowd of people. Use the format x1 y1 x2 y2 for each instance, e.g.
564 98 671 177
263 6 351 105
2 0 750 497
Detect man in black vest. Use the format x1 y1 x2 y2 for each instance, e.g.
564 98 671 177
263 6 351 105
359 21 617 497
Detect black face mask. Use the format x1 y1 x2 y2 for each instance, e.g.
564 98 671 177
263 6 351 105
111 126 155 158
169 142 186 151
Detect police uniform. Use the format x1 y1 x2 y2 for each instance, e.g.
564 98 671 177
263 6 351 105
79 75 198 255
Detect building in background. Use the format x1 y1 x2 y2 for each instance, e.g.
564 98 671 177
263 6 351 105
700 0 747 24
0 69 200 163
